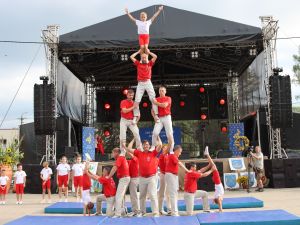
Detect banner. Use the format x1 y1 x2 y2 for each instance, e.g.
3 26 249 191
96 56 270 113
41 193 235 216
228 123 244 156
139 127 181 145
82 127 95 160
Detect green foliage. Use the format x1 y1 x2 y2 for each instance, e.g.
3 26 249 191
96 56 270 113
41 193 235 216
0 138 24 166
293 50 300 85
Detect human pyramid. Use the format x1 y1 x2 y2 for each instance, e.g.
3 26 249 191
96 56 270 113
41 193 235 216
0 6 225 218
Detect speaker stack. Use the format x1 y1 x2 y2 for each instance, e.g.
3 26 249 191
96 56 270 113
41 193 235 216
34 82 56 135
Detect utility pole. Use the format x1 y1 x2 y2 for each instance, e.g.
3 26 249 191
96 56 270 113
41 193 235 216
17 112 27 126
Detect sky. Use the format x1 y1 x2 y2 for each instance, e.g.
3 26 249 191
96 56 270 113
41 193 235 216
0 0 300 128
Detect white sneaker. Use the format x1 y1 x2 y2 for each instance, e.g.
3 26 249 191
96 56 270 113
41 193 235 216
19 201 23 205
16 201 19 205
204 146 209 156
171 213 180 217
80 199 83 203
64 199 68 202
112 215 120 218
47 199 52 204
0 201 3 205
40 199 46 204
76 197 80 202
58 198 63 202
2 201 5 205
160 210 168 216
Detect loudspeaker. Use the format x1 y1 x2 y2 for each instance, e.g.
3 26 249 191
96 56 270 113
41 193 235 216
284 159 300 188
64 146 76 159
196 162 223 192
34 83 56 135
264 159 285 188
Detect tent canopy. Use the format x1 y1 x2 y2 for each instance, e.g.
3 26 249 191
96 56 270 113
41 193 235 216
58 5 263 88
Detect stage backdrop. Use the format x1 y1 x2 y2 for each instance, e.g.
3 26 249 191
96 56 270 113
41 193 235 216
228 123 244 157
139 127 181 145
82 127 95 160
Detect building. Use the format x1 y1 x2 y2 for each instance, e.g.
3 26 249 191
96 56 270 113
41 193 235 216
0 128 19 149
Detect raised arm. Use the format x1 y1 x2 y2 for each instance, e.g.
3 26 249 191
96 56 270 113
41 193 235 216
130 50 140 63
148 51 157 63
201 168 213 177
151 6 163 22
125 8 137 23
156 136 162 152
199 163 211 173
87 170 100 180
179 161 189 173
107 165 117 179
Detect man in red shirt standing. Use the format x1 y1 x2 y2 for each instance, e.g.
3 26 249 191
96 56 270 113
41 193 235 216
184 162 213 215
88 167 116 217
120 89 141 152
152 86 174 153
165 145 189 216
107 148 130 218
130 50 159 123
126 140 162 217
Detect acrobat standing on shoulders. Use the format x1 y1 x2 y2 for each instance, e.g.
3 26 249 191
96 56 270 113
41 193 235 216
125 6 163 54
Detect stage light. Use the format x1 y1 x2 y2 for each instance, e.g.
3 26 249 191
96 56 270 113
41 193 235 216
122 88 128 95
104 130 110 137
219 98 226 105
112 52 118 61
180 101 185 107
191 51 199 59
199 87 205 93
62 56 70 63
200 113 207 120
121 54 128 61
249 48 257 56
235 47 241 56
221 126 227 133
220 121 228 133
104 103 111 110
176 50 183 59
204 48 211 57
142 102 148 108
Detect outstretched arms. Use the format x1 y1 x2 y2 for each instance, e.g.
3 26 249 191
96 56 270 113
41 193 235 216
148 51 157 63
151 6 164 22
125 8 137 23
179 162 190 173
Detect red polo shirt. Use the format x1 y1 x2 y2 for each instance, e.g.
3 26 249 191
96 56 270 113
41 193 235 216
165 154 179 175
158 154 167 174
98 177 116 197
134 60 154 81
184 171 202 193
212 170 221 185
156 96 172 117
115 156 130 179
128 157 139 178
134 149 158 177
82 173 91 191
120 99 134 120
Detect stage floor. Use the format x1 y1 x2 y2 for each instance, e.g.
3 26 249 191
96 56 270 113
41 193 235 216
5 210 300 225
44 197 263 214
1 188 300 224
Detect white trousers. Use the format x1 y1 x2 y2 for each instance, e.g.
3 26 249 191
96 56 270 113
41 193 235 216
152 115 174 152
96 194 115 216
165 172 179 214
184 190 210 215
119 118 141 150
139 176 159 215
133 80 158 117
129 177 140 214
115 176 130 216
158 173 171 212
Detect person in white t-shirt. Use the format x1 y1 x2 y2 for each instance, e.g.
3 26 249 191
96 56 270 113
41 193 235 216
14 163 27 205
56 156 71 202
40 161 53 203
72 155 85 202
125 6 163 54
0 169 10 204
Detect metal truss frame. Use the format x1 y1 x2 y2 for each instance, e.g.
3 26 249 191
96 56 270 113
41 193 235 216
84 76 96 126
260 16 287 159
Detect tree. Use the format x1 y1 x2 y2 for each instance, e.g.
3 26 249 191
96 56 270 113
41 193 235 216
293 48 300 85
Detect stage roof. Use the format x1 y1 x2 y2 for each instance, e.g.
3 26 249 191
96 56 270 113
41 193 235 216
58 5 264 87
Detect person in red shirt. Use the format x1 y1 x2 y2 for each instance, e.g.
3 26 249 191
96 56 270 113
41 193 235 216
88 167 116 217
204 147 225 212
158 143 171 215
165 145 189 216
184 162 214 215
126 139 162 217
107 148 130 218
126 140 140 216
152 86 174 153
120 89 141 152
130 50 159 124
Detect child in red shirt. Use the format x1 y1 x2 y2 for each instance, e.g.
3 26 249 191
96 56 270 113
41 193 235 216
88 167 116 217
204 146 225 212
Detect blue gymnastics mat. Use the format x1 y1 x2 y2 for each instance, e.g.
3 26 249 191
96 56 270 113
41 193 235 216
6 210 300 225
44 197 263 214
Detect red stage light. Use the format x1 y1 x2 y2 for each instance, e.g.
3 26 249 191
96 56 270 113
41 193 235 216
104 130 110 137
199 87 205 93
219 99 226 105
200 114 207 120
104 103 111 110
142 102 148 108
123 89 128 95
221 126 227 133
180 101 185 107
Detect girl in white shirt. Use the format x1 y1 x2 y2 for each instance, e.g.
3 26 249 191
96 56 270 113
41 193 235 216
14 163 27 205
56 156 71 202
40 161 53 203
72 155 84 202
0 169 10 204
